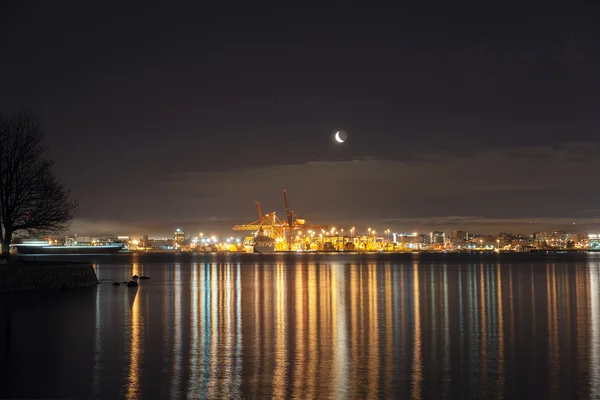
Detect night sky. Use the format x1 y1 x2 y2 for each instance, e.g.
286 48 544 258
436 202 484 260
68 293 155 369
2 1 599 237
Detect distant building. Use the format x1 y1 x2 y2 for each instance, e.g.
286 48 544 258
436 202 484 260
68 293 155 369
65 235 91 245
430 231 445 246
449 230 470 249
451 231 468 241
117 236 130 244
534 231 568 248
402 235 422 250
174 229 185 245
147 239 175 250
589 234 600 250
496 232 516 248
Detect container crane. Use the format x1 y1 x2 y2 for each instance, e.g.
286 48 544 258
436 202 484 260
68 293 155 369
232 211 285 233
232 191 329 251
282 190 328 250
283 190 294 228
256 201 263 219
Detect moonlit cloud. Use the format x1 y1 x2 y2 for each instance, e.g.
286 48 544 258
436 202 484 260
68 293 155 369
68 142 600 236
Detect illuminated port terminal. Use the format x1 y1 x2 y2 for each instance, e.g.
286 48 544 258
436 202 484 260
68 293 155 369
34 230 600 254
34 193 600 254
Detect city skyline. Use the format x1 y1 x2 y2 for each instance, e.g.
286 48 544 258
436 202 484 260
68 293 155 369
64 218 600 242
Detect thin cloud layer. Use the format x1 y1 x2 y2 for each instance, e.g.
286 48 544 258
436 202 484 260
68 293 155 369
68 142 600 235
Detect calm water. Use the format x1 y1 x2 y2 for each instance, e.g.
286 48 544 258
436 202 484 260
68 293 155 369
2 253 600 399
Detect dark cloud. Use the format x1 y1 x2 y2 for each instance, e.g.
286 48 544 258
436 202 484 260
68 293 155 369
67 143 600 236
68 218 240 239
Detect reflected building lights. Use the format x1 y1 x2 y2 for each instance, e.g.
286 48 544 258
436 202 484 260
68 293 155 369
320 267 334 392
497 266 505 395
84 260 600 399
564 268 572 350
383 267 393 392
411 264 422 400
126 283 142 400
292 266 306 398
590 264 600 399
222 264 233 394
200 263 211 395
349 264 360 397
273 264 287 398
399 266 408 379
170 264 182 400
367 264 380 397
531 266 536 341
163 262 173 392
92 286 101 399
458 266 465 375
487 267 495 347
547 264 560 399
187 264 199 398
479 264 487 383
469 265 479 380
307 266 318 398
207 264 220 399
262 267 274 395
508 267 515 357
234 264 243 396
430 266 437 372
333 265 350 399
251 267 261 392
575 267 589 386
442 265 450 394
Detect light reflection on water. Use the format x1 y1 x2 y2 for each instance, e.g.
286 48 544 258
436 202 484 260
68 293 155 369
3 256 600 399
591 267 600 400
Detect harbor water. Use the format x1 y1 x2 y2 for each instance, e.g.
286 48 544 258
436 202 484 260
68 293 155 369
1 252 600 399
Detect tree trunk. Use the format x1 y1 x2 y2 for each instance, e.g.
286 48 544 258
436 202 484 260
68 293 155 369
1 230 12 260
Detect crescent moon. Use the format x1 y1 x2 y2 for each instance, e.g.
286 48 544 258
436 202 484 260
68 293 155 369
335 131 344 143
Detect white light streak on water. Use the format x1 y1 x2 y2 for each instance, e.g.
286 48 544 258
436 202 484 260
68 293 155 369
590 265 600 399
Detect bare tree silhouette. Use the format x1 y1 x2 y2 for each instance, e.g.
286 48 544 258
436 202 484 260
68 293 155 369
0 111 77 258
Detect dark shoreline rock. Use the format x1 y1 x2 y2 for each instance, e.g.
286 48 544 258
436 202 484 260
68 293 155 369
0 261 98 293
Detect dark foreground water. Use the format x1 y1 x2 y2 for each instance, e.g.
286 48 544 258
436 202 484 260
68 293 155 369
2 252 600 399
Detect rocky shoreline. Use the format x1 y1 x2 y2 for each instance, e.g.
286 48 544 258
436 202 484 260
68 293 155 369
0 261 98 292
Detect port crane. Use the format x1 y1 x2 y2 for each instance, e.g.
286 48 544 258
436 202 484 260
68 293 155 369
282 189 328 250
256 201 263 219
232 191 328 250
231 207 286 233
